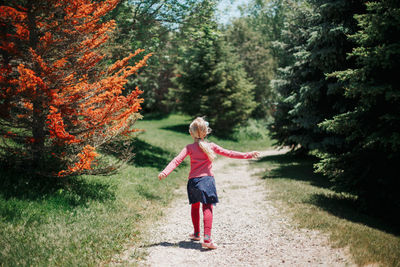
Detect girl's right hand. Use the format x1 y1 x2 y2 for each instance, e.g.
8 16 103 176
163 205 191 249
158 173 166 180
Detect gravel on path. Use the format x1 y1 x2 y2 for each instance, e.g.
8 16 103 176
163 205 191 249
115 149 354 267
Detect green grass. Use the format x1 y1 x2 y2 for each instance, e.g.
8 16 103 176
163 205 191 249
252 153 400 267
3 113 398 266
0 113 272 266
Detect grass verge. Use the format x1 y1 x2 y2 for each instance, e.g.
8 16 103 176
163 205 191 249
251 153 400 267
0 114 272 266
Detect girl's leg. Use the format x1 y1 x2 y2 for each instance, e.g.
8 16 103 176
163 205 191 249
191 202 200 236
202 203 213 242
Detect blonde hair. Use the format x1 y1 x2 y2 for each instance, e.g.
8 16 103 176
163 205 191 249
189 117 216 161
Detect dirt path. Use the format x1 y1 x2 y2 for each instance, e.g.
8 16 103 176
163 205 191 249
117 149 354 266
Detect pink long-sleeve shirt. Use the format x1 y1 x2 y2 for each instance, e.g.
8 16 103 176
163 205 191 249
161 142 252 179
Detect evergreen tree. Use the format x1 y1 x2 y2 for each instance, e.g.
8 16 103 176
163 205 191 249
270 0 363 151
225 17 277 118
175 24 255 136
316 0 400 215
268 2 313 149
244 0 293 67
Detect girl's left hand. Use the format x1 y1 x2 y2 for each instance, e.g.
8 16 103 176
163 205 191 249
251 151 260 159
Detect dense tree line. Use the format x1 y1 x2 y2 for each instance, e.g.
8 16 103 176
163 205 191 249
270 0 400 217
3 0 398 214
109 0 281 135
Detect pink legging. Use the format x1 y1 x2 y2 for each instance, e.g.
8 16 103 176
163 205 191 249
191 202 213 241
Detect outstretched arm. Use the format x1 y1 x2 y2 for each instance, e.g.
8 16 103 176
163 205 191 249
158 146 188 180
211 143 259 159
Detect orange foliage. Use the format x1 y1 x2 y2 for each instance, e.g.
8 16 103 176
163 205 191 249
16 64 47 95
58 145 99 177
47 106 81 144
0 0 150 176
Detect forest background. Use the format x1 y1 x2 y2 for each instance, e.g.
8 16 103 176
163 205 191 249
0 0 399 266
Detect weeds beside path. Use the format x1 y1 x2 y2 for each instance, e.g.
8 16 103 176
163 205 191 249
114 149 353 266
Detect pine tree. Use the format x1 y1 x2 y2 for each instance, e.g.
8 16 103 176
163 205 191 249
268 2 314 150
225 18 277 118
175 24 255 136
0 0 151 176
270 0 363 151
316 0 400 214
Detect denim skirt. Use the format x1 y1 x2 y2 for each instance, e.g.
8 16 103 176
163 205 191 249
187 176 219 205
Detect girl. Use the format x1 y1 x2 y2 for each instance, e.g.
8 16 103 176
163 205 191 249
158 117 259 249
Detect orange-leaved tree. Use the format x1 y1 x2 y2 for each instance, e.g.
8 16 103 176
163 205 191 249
0 0 151 177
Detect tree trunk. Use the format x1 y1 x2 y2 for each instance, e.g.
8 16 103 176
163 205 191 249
27 2 46 170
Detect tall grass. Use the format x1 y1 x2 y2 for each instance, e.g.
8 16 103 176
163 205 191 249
252 153 400 267
0 114 272 266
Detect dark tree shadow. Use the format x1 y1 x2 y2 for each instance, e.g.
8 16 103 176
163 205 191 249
161 124 236 140
0 167 116 221
130 139 179 169
256 153 332 189
254 152 400 236
141 112 170 121
161 124 189 135
100 138 179 169
308 193 400 236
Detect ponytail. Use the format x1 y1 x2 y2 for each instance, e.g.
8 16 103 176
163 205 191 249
198 139 216 162
189 117 216 161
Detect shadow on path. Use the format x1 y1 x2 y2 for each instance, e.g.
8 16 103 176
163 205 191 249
143 240 210 251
